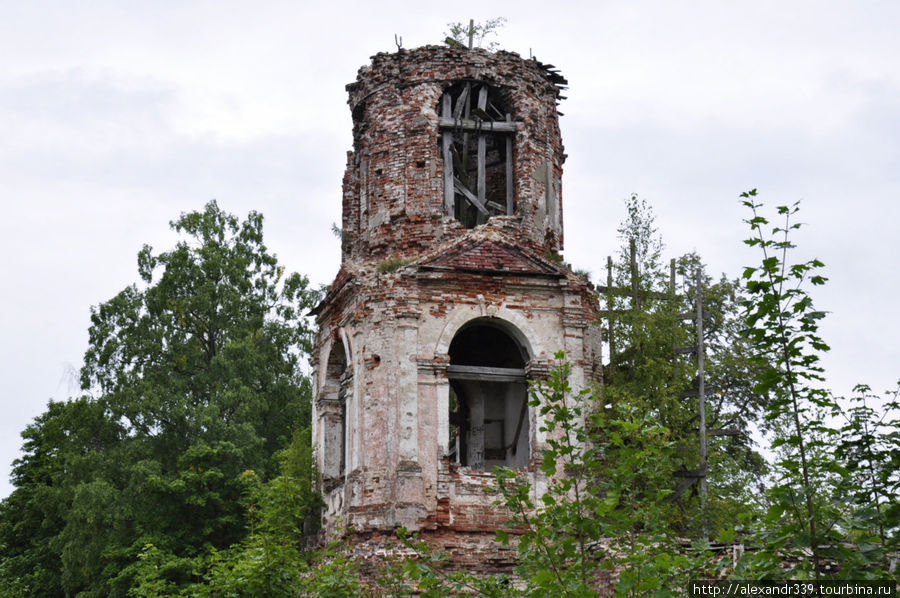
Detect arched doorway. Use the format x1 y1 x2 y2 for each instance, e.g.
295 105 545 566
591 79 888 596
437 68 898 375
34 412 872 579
447 320 529 470
320 337 349 485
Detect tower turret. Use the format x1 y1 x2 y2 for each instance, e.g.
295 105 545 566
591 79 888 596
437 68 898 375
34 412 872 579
312 45 600 571
339 45 567 262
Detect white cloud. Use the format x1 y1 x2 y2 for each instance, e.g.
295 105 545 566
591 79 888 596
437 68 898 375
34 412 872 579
1 0 899 499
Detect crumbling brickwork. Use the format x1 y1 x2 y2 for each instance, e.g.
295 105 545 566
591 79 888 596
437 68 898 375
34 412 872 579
339 45 568 262
312 45 601 573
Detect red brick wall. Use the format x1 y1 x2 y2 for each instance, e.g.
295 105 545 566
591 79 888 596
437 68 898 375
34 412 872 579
341 45 567 263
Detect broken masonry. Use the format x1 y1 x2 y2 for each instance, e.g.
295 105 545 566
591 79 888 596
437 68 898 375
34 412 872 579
311 44 602 571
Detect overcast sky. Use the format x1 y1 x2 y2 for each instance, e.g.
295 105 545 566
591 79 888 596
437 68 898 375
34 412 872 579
2 0 898 498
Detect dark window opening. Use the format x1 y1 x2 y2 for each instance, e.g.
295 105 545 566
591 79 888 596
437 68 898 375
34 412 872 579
447 323 529 470
449 324 525 368
438 82 519 228
321 338 349 484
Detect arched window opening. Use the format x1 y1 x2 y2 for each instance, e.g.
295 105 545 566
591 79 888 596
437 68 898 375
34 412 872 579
438 82 519 228
447 322 529 470
321 338 349 485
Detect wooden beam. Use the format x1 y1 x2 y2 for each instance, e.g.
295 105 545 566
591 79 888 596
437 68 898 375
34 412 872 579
607 255 616 360
696 267 709 510
670 258 676 293
545 159 557 230
461 84 471 180
594 284 674 301
476 86 488 225
488 100 503 120
509 396 528 455
679 311 713 321
468 388 483 470
505 113 513 215
453 177 489 216
447 365 526 382
600 309 631 316
442 90 452 120
669 476 696 501
708 428 741 437
630 239 639 309
452 85 469 120
674 467 707 478
438 117 518 132
442 93 454 216
359 158 367 232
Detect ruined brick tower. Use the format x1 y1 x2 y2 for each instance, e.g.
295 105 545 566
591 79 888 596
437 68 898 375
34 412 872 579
312 45 601 566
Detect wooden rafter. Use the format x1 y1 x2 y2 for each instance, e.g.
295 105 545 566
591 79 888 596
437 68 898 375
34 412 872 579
453 177 489 216
446 364 526 382
440 84 521 222
476 86 488 225
438 117 518 133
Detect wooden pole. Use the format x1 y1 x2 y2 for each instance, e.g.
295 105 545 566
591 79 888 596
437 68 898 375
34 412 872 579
670 258 676 294
696 268 709 536
629 239 639 310
607 256 616 361
441 93 454 216
505 113 513 215
476 86 488 225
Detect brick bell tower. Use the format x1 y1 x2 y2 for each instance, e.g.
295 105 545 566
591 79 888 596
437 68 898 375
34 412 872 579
311 45 601 565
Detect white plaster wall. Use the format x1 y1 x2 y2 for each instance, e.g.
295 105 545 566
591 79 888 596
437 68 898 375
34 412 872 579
316 274 600 533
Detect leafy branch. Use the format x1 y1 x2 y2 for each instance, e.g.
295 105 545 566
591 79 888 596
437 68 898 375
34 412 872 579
444 18 506 51
740 190 830 579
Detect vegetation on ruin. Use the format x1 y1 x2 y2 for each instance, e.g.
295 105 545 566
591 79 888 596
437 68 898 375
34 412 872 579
377 257 413 273
443 18 506 51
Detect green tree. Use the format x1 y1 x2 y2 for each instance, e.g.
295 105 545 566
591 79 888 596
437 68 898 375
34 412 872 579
832 383 900 555
0 397 125 596
387 197 767 596
195 428 323 597
494 359 604 597
81 201 316 465
736 192 900 582
0 202 319 596
126 427 327 597
604 195 768 538
738 193 831 579
257 193 896 595
487 355 716 598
